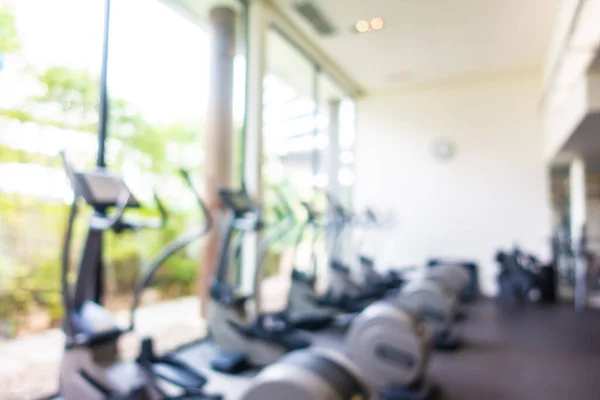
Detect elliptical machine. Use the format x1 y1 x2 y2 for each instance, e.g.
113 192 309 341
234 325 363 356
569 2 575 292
58 155 222 400
152 187 434 399
285 197 388 324
57 153 160 400
395 277 460 351
198 188 312 371
355 207 407 291
496 246 556 307
286 200 346 321
153 187 372 400
323 196 462 351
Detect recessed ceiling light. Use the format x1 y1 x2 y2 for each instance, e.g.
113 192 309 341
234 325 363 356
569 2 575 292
370 17 384 30
355 20 370 33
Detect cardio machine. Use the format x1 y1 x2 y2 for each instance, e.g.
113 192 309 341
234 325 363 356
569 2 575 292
324 196 464 351
150 187 312 379
207 187 315 368
56 154 218 399
324 196 406 303
134 186 438 400
358 208 406 290
285 198 383 333
244 201 437 400
142 187 372 399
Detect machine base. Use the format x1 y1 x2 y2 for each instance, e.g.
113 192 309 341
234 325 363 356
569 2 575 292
434 331 461 351
210 351 250 374
454 310 467 322
380 378 438 400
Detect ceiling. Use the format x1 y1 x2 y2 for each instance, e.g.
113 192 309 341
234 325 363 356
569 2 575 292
275 0 561 92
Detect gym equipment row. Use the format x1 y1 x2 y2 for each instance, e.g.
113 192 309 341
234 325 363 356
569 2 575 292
51 153 478 400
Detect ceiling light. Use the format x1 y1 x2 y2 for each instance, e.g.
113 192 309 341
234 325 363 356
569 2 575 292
355 20 369 33
370 17 384 30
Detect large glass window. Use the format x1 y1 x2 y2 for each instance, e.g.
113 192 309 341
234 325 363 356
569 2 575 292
338 98 357 206
0 0 107 341
0 0 247 339
263 29 317 197
1 0 251 396
260 27 356 285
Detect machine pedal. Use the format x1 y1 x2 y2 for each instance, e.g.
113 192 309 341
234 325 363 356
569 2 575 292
210 351 250 374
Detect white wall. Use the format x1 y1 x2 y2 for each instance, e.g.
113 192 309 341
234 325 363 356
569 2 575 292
355 76 552 295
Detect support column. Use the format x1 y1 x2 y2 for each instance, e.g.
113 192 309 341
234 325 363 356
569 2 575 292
201 6 236 317
326 99 341 262
242 0 268 307
327 99 341 201
570 156 587 311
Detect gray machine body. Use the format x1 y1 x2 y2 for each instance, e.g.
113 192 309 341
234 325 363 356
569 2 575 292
425 264 470 297
206 297 291 367
242 348 369 400
247 301 432 399
58 302 161 400
396 278 458 338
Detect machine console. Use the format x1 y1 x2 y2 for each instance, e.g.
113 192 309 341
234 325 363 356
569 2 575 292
218 188 256 216
70 169 140 209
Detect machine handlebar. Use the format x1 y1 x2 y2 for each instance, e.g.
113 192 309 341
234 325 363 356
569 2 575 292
179 168 212 233
112 191 168 232
270 186 296 225
89 189 132 231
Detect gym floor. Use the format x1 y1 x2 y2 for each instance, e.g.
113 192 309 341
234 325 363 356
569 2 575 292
432 300 600 400
2 295 600 399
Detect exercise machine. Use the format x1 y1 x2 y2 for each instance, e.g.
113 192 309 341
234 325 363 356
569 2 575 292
357 207 407 291
142 187 437 399
396 277 460 351
323 200 397 310
145 187 371 399
133 186 313 388
427 259 479 302
425 264 471 299
496 247 556 307
324 196 463 350
286 200 346 320
258 295 435 399
286 199 381 321
57 154 221 399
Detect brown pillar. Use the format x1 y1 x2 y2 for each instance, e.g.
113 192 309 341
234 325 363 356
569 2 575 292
200 6 236 317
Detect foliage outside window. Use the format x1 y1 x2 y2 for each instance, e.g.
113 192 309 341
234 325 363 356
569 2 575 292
0 5 209 338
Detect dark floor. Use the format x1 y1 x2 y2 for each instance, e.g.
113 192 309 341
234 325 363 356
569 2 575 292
431 300 600 400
